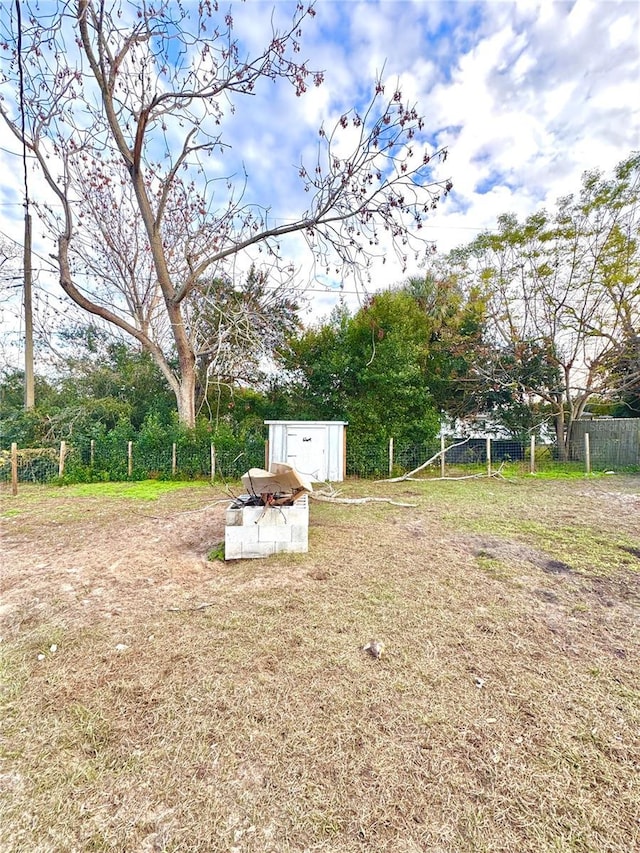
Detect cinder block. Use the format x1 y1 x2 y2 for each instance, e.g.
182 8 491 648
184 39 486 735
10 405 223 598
224 538 243 560
259 525 293 544
264 508 289 526
225 525 259 547
242 507 266 525
224 495 310 559
284 508 308 526
242 541 276 558
225 508 243 526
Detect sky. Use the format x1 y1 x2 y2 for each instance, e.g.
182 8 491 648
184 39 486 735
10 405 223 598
0 0 639 363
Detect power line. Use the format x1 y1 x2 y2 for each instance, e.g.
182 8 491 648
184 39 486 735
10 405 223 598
0 145 37 159
0 227 57 271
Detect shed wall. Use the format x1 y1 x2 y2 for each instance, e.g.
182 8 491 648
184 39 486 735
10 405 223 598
265 420 347 482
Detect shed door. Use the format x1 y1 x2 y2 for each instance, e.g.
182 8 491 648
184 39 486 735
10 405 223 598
286 427 326 480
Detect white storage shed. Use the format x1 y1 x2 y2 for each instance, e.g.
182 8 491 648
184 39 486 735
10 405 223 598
265 420 348 482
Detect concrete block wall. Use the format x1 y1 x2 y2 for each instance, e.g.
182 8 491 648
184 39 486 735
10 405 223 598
224 495 309 560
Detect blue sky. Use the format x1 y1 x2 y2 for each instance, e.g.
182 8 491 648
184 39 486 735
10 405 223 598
0 0 639 350
214 0 640 316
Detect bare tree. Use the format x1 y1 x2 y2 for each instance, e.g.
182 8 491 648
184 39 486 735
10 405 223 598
0 235 22 370
450 154 640 458
0 235 21 294
0 1 452 426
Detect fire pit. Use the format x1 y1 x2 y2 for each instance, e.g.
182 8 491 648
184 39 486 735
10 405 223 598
224 463 312 560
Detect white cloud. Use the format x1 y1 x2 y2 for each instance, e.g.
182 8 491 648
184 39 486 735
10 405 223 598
0 0 638 340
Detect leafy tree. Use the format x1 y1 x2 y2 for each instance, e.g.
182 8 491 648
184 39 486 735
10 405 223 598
276 303 355 422
404 271 489 427
0 327 177 446
57 328 176 430
274 277 484 445
0 1 452 427
192 265 301 423
465 339 563 440
0 369 61 446
608 332 640 418
347 291 438 442
449 153 640 456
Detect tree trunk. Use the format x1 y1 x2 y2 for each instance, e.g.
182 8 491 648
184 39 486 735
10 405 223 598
554 395 567 461
175 356 197 428
564 413 575 461
57 234 198 427
555 415 567 460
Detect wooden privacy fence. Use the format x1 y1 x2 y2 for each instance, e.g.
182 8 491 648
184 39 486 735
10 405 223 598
570 419 640 468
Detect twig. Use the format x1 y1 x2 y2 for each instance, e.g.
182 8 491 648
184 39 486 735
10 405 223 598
396 462 507 483
137 499 231 520
377 437 472 483
170 499 232 514
167 602 216 613
310 494 417 507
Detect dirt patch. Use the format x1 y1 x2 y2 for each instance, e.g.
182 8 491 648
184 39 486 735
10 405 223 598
1 477 639 853
465 534 575 574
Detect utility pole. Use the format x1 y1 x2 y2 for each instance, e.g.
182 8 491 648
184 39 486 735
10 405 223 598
16 0 34 410
23 211 34 409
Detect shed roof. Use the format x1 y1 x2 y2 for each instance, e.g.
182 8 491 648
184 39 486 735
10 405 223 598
264 420 348 426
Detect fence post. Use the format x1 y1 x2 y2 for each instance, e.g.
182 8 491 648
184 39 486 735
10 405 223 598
486 436 492 477
172 442 177 477
530 434 536 474
59 441 66 478
11 442 18 496
264 439 269 470
585 432 591 474
440 434 446 478
388 437 394 476
210 443 216 484
90 438 95 467
128 441 133 477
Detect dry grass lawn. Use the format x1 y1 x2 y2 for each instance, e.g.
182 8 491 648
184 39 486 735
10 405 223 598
1 475 639 852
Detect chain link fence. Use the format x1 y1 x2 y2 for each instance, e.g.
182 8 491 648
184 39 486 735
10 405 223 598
347 438 533 479
0 435 266 489
3 424 638 491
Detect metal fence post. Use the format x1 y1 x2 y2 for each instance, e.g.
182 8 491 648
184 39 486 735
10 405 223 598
486 436 491 477
172 442 177 476
128 441 133 477
11 442 18 496
585 432 591 474
90 439 95 467
211 443 216 484
388 437 394 476
440 434 446 478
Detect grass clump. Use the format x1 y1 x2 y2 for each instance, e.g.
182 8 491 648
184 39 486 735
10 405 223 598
207 541 225 561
